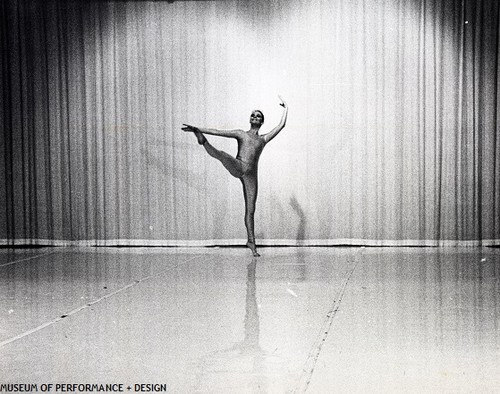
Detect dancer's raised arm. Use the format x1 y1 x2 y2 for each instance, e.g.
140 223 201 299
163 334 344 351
262 96 288 143
182 124 241 139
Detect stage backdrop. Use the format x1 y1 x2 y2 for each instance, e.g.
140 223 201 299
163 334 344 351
1 0 499 246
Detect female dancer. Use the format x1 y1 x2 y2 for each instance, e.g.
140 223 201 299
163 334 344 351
182 96 288 256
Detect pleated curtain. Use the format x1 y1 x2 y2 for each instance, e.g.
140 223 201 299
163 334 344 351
1 0 499 246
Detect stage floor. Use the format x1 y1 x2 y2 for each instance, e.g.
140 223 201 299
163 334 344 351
1 247 499 393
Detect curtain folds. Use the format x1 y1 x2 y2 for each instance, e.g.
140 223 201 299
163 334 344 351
1 0 499 246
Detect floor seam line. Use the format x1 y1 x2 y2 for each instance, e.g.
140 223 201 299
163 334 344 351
293 248 363 394
0 254 203 348
0 250 58 268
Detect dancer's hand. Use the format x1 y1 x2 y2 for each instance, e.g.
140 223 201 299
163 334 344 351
181 124 199 133
278 95 287 108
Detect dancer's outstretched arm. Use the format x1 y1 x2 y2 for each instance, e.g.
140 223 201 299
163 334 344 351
182 124 241 139
262 96 288 144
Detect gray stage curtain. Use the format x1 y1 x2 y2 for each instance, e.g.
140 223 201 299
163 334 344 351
1 0 499 246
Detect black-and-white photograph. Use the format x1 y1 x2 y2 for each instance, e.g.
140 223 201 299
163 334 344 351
1 0 499 392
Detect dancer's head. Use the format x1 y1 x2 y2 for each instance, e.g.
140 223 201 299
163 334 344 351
250 110 264 126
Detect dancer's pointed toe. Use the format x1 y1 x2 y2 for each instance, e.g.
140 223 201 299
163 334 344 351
246 242 260 257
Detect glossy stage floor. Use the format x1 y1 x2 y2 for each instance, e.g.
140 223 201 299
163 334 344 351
1 246 499 393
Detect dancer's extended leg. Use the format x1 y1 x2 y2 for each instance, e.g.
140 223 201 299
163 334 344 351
194 131 244 178
241 173 260 257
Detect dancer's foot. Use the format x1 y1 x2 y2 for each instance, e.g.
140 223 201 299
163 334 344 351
194 131 206 145
246 242 260 257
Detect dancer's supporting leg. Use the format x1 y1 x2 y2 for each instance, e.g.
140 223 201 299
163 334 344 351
194 131 244 178
241 173 260 257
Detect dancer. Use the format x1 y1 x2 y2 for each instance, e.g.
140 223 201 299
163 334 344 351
182 96 288 256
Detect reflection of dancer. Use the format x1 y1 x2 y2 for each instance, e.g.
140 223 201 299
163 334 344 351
192 258 267 392
242 258 260 350
182 96 288 256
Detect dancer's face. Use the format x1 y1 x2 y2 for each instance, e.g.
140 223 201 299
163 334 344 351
250 111 264 126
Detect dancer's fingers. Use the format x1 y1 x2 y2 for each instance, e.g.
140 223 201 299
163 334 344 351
278 95 286 107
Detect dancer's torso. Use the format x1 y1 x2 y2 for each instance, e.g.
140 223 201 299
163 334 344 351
236 132 266 170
